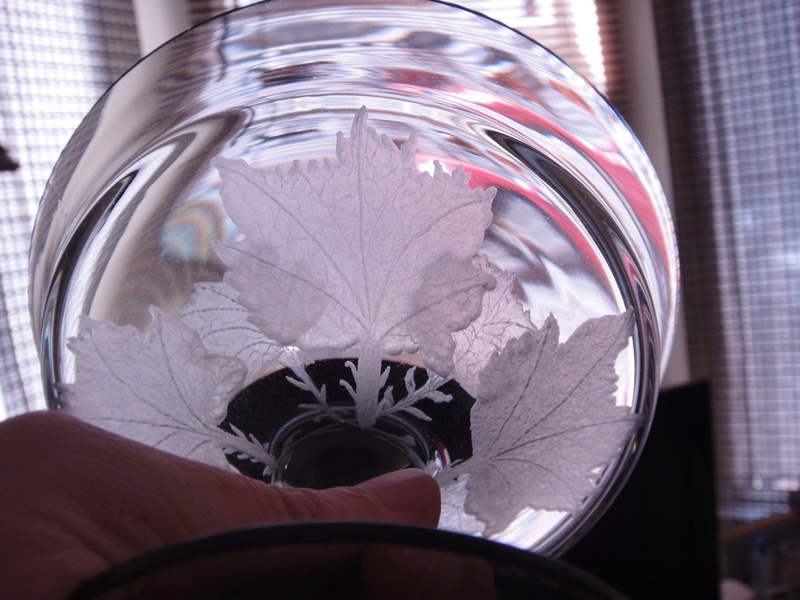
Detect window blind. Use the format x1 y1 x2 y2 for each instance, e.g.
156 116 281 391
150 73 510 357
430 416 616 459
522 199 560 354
0 1 141 418
654 0 800 527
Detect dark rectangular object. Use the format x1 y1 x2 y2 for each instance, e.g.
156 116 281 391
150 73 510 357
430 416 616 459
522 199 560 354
562 381 720 600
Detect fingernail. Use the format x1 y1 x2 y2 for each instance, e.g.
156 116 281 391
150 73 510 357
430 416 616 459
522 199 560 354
356 469 436 514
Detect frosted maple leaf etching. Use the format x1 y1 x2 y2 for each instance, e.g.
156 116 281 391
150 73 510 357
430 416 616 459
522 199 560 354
180 281 284 386
59 309 277 474
61 108 502 471
438 310 639 535
59 108 638 536
453 255 535 397
199 107 497 428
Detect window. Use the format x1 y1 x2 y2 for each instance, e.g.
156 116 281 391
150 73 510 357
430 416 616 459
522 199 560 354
655 0 800 527
0 1 141 418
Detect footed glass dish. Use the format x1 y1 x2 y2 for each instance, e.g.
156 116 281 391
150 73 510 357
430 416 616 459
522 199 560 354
30 0 678 555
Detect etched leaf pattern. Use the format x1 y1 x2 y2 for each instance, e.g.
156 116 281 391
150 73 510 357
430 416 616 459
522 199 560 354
209 108 497 426
453 256 535 396
438 475 486 535
60 109 638 537
440 311 638 535
180 281 284 385
409 254 495 376
213 108 496 362
60 309 275 472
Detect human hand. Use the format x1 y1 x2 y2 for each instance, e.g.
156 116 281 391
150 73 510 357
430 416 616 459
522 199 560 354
0 411 442 599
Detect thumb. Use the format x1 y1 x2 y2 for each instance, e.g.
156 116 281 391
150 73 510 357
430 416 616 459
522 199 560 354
0 411 441 597
195 466 442 531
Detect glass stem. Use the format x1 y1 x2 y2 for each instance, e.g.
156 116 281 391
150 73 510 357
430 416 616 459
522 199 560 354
353 339 384 428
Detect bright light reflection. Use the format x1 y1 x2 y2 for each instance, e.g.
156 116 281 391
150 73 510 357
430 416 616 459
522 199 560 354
493 508 570 549
568 0 606 90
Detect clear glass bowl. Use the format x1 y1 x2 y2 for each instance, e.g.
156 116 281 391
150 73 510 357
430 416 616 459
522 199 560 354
30 0 678 555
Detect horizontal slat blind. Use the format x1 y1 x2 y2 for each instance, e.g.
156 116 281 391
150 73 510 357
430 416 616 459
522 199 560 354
0 1 140 418
655 0 800 527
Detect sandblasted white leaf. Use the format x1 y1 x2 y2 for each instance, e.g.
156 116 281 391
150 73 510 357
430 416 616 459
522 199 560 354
453 256 535 396
180 281 284 385
442 311 638 535
59 309 273 471
410 254 496 375
213 108 496 370
438 476 486 535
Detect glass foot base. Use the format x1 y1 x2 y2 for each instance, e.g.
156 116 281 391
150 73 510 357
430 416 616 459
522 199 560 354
272 412 429 488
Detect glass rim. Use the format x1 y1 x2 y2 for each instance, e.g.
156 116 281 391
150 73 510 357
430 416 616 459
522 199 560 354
29 0 679 559
68 521 631 600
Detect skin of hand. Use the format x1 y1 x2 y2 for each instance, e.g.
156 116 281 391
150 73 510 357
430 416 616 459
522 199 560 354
0 411 441 599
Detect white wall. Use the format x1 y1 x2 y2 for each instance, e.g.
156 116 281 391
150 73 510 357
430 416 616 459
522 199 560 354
132 0 190 55
618 0 691 388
